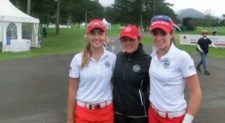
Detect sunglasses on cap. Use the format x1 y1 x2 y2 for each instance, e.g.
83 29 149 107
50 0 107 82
151 15 173 23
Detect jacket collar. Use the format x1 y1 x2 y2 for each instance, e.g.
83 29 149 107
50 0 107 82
124 43 145 59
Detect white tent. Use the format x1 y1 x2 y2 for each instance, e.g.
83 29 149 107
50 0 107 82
102 18 111 30
79 22 86 29
0 0 40 52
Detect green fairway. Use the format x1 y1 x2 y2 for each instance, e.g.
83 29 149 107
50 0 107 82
0 27 224 60
0 28 86 60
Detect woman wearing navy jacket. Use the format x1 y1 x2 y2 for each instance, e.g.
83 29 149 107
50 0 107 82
112 25 151 123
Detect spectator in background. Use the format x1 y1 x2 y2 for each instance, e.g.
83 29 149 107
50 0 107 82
212 30 217 36
196 30 217 75
42 26 47 38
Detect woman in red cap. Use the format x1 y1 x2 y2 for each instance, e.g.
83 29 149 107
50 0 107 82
67 19 116 123
148 15 202 123
112 25 151 123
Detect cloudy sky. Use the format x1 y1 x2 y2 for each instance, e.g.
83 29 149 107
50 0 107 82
99 0 225 17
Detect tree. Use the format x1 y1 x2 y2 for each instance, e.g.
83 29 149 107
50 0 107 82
55 0 60 35
10 0 26 12
71 0 104 24
60 0 75 25
27 0 31 15
106 0 177 30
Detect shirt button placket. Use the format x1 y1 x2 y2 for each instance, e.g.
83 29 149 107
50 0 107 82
97 63 101 75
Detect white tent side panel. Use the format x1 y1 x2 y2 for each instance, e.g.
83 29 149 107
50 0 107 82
2 22 9 52
0 22 2 42
31 23 39 47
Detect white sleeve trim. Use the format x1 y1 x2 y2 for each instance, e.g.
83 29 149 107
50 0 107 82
180 52 197 78
69 54 81 78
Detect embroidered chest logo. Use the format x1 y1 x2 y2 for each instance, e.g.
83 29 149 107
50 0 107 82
163 58 170 69
133 64 141 72
105 61 111 68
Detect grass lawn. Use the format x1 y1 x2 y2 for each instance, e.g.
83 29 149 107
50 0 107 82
0 27 224 60
0 28 86 60
107 28 121 36
142 32 225 59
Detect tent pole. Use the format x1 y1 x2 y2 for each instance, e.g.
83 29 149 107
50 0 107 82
2 21 4 52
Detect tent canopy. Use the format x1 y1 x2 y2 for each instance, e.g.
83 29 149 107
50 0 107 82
102 18 111 25
0 0 39 23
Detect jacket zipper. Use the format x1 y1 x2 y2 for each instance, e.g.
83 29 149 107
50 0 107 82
139 80 147 116
122 57 130 81
139 90 144 106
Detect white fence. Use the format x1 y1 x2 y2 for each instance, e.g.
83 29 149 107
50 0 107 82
180 34 225 48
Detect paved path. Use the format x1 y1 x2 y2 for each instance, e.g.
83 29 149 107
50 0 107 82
0 37 225 123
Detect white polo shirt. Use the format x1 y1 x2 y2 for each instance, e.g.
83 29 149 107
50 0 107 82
69 49 116 103
149 43 196 112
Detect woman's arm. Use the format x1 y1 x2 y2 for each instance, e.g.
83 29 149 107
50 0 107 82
66 78 79 123
183 74 202 123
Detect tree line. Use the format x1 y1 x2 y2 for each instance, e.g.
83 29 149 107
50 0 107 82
10 0 176 27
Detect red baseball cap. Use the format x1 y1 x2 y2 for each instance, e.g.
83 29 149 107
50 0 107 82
149 15 173 33
120 25 141 40
87 19 106 33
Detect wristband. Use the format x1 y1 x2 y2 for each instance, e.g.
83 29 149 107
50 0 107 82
182 113 194 123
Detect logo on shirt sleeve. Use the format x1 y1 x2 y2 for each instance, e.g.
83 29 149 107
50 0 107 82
105 61 111 68
133 64 141 72
163 58 170 69
188 65 195 70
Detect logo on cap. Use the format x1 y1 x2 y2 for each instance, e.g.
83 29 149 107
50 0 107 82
124 27 132 32
151 21 170 26
94 22 99 26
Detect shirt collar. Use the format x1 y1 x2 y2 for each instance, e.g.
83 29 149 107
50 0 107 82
90 48 108 62
124 43 145 58
202 37 207 39
152 43 177 61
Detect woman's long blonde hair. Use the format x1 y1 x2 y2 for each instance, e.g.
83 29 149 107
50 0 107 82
81 41 92 68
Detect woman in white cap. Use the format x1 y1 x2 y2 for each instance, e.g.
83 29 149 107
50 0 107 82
148 15 202 123
67 19 116 123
